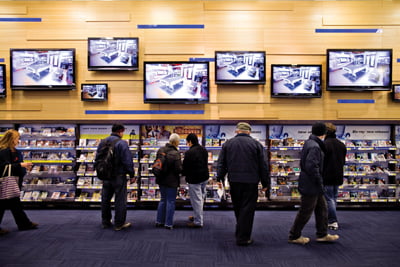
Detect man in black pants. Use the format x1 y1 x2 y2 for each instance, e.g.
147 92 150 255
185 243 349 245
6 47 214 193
96 124 135 231
217 122 270 246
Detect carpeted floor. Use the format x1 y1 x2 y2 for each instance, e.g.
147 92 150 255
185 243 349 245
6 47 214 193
0 209 399 267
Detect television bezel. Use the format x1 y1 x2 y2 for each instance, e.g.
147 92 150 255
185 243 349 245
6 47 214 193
0 64 6 98
81 83 108 102
87 37 139 71
10 48 76 91
326 48 393 91
392 84 400 102
143 61 210 104
214 51 266 85
270 64 323 98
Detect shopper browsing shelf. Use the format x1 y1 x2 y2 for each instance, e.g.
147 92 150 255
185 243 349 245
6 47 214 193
155 133 182 230
288 122 339 245
96 124 135 231
217 122 270 246
182 133 209 228
0 129 38 235
323 123 347 231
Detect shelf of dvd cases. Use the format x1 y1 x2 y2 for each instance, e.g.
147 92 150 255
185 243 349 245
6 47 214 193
17 124 77 202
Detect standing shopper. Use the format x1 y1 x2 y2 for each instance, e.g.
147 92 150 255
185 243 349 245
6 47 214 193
96 124 135 231
288 122 339 245
182 133 209 228
0 129 38 235
217 122 270 246
155 133 182 230
323 123 347 230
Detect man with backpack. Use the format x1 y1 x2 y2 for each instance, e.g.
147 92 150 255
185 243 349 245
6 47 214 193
95 123 135 231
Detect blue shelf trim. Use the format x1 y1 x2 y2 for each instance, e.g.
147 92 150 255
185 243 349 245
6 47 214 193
337 99 375 104
189 58 215 62
0 18 42 22
137 24 204 29
397 58 400 63
0 58 4 62
315 29 380 33
86 110 205 115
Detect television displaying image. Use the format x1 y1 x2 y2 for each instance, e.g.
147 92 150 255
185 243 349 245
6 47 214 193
10 48 76 90
0 64 5 98
327 49 392 91
81 83 108 101
143 61 209 104
271 64 322 98
215 51 265 84
88 37 139 71
392 84 400 102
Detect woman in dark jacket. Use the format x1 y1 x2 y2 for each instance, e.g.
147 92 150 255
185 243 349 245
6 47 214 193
0 129 38 235
155 133 182 230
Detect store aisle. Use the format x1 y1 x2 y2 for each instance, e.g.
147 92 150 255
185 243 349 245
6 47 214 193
0 209 399 267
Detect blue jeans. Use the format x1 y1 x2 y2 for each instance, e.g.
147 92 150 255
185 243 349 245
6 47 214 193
324 185 339 224
188 180 207 226
156 185 177 227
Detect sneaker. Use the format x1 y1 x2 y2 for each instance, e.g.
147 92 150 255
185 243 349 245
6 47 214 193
155 222 164 228
0 228 10 236
236 239 254 246
187 222 202 228
328 222 339 230
316 234 339 242
114 222 131 231
188 216 194 222
19 222 38 231
288 236 310 245
164 225 173 230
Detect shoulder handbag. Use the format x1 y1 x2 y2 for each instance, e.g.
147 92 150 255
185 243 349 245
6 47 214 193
0 164 21 199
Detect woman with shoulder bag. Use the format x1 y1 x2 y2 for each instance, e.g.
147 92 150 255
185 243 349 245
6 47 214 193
0 129 38 235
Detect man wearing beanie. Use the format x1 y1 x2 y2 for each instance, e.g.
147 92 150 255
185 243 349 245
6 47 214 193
217 122 270 246
288 122 339 245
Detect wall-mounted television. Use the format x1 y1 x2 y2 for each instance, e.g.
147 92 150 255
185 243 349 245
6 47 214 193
143 61 209 104
10 48 76 90
88 37 139 71
392 84 400 102
215 51 265 84
81 83 108 101
327 49 392 91
0 64 5 98
271 64 322 98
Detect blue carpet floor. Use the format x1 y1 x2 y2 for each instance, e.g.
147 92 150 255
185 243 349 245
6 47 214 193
0 209 399 267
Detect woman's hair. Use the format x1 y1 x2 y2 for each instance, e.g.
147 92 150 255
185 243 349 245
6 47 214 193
169 133 180 147
0 129 20 150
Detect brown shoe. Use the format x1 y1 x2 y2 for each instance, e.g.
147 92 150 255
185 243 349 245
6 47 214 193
0 228 10 236
187 222 202 228
19 222 38 231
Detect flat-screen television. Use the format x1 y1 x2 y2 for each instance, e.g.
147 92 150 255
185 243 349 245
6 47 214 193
327 49 392 91
10 48 76 90
143 61 209 104
215 51 265 84
392 84 400 102
0 64 5 98
81 83 108 101
271 64 322 98
88 37 139 71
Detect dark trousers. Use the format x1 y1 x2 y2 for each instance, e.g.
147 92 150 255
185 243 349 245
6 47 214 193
101 175 127 227
289 193 328 239
0 197 32 229
229 182 259 243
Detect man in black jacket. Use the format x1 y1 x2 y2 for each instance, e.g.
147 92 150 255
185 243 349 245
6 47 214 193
288 122 339 245
217 122 270 246
182 133 209 228
323 123 347 230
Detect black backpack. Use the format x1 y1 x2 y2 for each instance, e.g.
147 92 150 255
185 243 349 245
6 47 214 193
94 138 120 180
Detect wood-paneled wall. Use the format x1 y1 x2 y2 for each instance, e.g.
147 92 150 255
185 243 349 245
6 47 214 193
0 0 399 122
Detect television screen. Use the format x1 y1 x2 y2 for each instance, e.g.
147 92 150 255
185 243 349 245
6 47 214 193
215 51 266 84
81 83 108 101
10 48 76 90
88 37 139 71
327 49 392 91
143 61 209 104
271 64 322 98
392 84 400 102
0 64 5 98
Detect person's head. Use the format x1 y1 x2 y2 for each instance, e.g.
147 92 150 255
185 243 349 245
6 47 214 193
169 133 180 148
235 122 251 134
112 123 125 137
325 122 336 135
186 133 199 147
311 122 327 138
0 129 20 150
